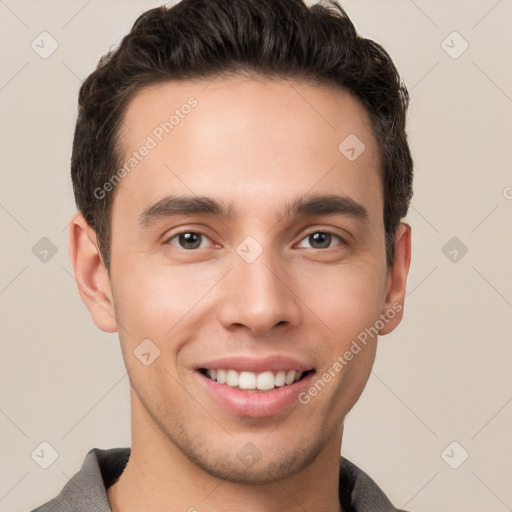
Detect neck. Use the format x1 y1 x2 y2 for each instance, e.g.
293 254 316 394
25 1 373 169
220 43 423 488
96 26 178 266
107 391 344 512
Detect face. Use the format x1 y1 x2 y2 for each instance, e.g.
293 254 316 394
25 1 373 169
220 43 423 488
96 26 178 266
73 76 410 484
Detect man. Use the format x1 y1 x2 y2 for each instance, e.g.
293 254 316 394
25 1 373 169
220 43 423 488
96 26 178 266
32 0 413 510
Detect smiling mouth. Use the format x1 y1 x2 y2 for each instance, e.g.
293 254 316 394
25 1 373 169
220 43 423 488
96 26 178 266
198 368 314 392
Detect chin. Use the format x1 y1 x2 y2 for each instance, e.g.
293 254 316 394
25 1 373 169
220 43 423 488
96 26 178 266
182 442 321 485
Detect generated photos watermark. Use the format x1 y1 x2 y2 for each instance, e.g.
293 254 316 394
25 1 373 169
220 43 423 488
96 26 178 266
298 301 403 405
94 96 198 200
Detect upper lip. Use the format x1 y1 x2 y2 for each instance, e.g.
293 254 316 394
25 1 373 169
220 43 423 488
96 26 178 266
196 355 315 374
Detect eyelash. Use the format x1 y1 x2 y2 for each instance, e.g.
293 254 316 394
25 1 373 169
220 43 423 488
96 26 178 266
165 229 346 251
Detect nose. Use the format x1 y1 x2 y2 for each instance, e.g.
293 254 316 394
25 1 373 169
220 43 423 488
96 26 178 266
216 248 302 336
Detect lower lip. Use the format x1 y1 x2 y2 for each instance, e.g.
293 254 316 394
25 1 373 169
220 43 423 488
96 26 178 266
197 371 315 418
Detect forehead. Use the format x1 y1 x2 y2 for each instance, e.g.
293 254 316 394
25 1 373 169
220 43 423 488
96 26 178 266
113 76 382 224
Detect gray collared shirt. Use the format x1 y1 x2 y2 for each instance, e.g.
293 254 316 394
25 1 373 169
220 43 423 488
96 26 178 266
30 447 408 511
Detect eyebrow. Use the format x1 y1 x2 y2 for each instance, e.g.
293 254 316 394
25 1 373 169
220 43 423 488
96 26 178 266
138 193 369 228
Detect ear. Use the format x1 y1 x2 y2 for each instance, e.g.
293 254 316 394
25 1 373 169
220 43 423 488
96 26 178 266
68 213 118 333
378 222 412 335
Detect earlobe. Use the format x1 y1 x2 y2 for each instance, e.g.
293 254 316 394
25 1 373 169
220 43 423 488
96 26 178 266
379 222 412 336
68 213 118 333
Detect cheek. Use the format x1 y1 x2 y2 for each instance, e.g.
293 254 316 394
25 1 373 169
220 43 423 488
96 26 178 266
300 266 381 416
111 262 223 344
296 259 386 344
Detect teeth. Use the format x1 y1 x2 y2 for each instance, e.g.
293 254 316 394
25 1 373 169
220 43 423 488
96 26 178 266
256 371 275 391
274 370 286 387
226 369 239 387
239 371 256 390
204 368 306 391
285 370 296 385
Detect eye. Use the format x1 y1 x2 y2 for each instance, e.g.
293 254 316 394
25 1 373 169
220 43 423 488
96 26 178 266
167 231 212 250
296 231 344 250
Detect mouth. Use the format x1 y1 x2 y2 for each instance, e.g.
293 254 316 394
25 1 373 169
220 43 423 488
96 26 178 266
195 357 316 418
198 368 314 392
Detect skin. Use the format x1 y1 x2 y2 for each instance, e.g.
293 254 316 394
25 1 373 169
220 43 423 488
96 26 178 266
69 75 411 512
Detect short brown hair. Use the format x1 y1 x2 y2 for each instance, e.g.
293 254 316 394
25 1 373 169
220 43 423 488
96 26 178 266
71 0 413 271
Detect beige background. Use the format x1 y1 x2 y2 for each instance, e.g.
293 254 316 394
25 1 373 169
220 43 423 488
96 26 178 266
1 0 511 511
